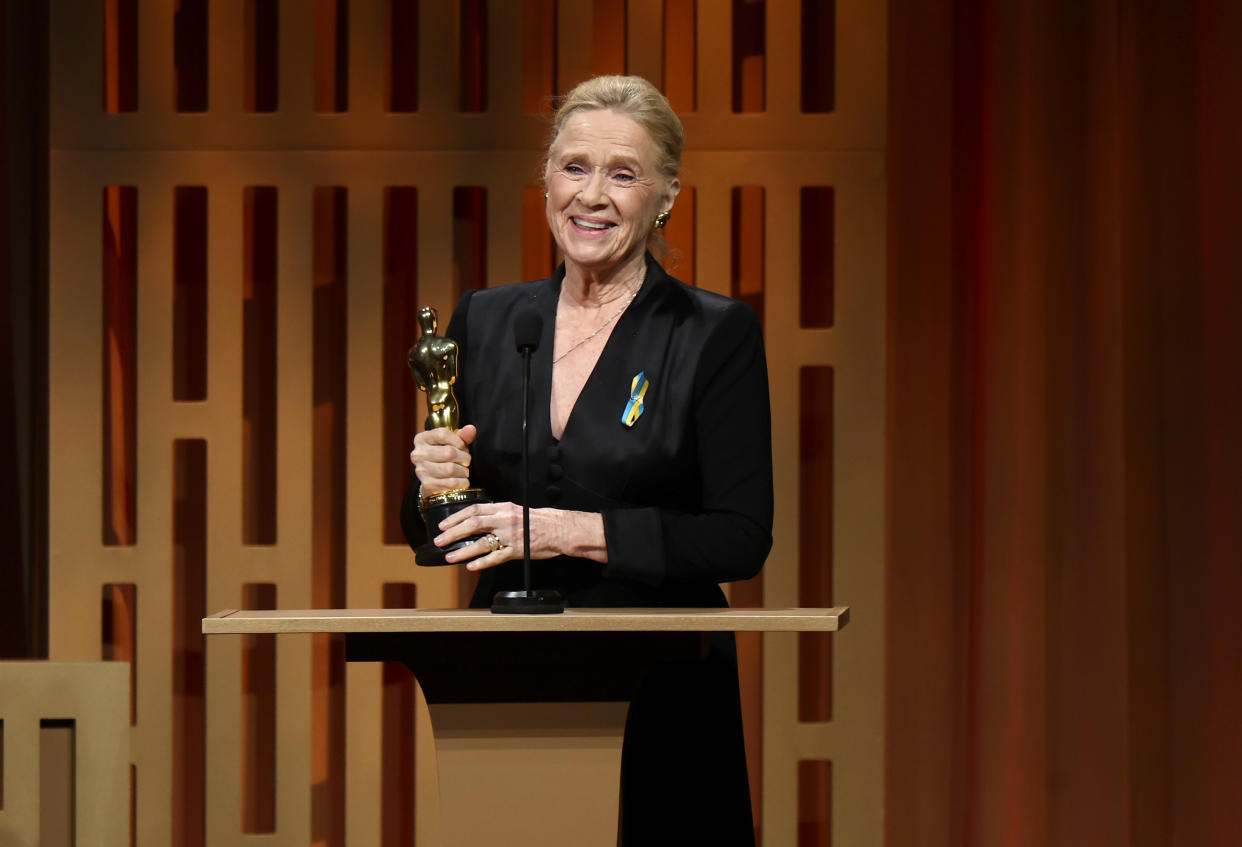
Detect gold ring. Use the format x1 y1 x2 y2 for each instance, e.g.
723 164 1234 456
483 533 502 552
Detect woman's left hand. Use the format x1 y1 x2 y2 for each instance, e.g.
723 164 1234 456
435 502 606 570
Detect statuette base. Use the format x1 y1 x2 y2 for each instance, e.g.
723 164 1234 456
416 487 490 567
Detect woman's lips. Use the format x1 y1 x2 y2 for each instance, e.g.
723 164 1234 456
571 216 615 232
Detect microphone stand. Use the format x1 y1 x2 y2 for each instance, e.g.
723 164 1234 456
491 330 565 614
521 340 533 592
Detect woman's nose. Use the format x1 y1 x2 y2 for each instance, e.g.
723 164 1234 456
578 169 607 206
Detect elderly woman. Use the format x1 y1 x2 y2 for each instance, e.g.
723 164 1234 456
402 75 771 844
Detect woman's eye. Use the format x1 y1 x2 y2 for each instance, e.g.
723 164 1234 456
613 172 635 183
564 164 586 176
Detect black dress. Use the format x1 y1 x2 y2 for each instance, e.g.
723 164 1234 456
401 254 773 844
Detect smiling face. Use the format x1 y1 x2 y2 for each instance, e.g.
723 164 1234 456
544 109 680 280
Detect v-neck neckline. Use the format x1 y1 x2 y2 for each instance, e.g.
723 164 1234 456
543 258 657 444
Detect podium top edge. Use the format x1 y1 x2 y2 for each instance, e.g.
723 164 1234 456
202 607 850 634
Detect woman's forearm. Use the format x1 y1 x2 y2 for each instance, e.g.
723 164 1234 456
542 508 608 563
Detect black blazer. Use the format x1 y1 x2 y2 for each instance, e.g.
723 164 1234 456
401 254 774 609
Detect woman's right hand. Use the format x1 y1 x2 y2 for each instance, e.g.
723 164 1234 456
410 424 478 495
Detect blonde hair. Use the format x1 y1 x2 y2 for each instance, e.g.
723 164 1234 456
549 75 684 183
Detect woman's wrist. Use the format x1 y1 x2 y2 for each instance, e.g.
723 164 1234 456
540 508 608 563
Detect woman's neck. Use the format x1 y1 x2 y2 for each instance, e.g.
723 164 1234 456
561 254 648 308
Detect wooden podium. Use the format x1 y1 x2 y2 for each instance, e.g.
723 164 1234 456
203 607 849 846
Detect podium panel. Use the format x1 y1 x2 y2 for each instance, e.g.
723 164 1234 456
429 700 628 845
205 607 848 845
345 629 710 845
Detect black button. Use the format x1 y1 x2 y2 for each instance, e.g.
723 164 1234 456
545 484 561 502
546 445 560 462
547 462 564 480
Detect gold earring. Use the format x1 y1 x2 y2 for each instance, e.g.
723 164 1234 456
653 210 671 229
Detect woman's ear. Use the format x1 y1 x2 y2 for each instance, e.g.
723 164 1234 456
664 177 682 210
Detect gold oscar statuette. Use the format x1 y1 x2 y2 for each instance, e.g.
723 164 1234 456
407 306 490 566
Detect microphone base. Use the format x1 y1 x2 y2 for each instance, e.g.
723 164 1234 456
490 589 566 615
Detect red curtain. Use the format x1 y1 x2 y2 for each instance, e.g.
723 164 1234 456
887 1 1242 846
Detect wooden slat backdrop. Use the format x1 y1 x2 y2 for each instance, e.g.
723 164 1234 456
46 2 884 845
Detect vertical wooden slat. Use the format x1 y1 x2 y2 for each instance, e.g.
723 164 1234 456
245 0 280 111
173 186 208 401
730 181 766 840
730 186 765 324
693 183 730 299
591 0 626 76
311 186 348 847
383 187 419 545
101 583 138 724
270 183 314 846
522 185 557 281
557 1 593 93
172 439 207 847
174 0 209 111
453 186 487 299
799 366 833 722
130 764 137 847
522 0 557 114
765 0 799 116
663 0 697 112
418 0 454 114
695 0 730 114
389 0 419 111
314 0 349 112
661 185 695 285
800 186 834 327
626 0 663 86
212 0 245 114
488 0 525 120
734 598 764 843
103 186 137 547
487 176 525 291
138 0 175 112
279 0 314 113
732 0 765 112
381 583 417 847
801 0 834 113
104 0 138 112
243 186 279 545
798 760 832 846
351 0 386 116
457 0 487 111
241 582 277 833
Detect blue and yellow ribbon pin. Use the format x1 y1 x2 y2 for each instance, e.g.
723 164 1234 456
622 371 649 427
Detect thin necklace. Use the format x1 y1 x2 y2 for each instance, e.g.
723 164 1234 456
553 284 641 365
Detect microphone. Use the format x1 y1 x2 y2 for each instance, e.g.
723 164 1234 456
491 307 564 614
514 307 542 353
